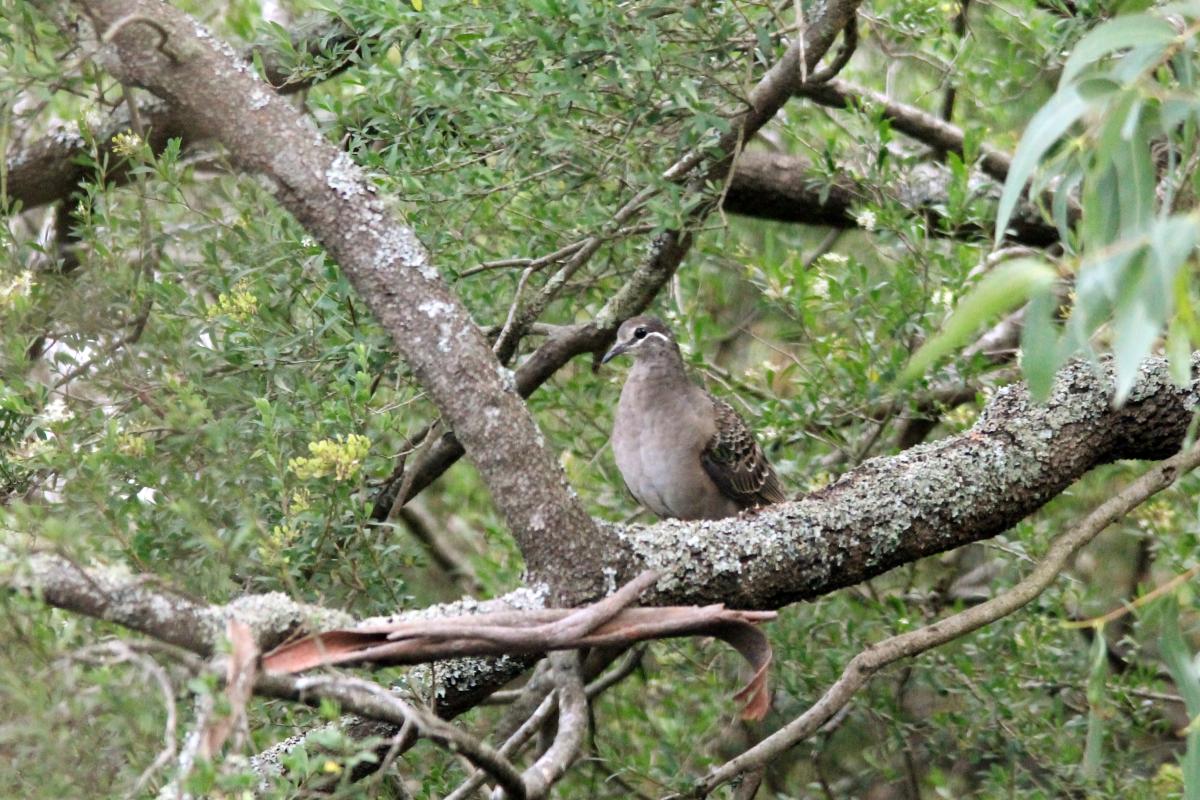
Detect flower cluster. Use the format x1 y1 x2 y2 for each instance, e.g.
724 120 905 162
288 434 370 481
206 279 258 322
110 130 144 158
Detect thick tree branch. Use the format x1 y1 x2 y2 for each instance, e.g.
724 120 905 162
685 439 1200 798
722 150 1060 247
4 15 369 211
64 0 600 590
3 546 352 654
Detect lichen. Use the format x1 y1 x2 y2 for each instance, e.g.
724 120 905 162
325 152 365 199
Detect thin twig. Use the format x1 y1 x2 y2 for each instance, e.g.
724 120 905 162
516 651 588 799
257 672 529 800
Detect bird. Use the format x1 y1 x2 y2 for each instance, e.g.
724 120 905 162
601 315 786 520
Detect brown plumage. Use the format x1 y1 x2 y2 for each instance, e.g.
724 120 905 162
602 315 786 520
702 398 787 508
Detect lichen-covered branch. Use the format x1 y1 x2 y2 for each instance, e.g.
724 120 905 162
594 354 1198 609
64 0 600 589
3 546 352 653
684 439 1200 798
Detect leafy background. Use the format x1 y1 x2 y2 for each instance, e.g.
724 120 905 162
3 0 1200 797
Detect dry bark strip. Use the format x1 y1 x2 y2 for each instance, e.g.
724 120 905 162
262 572 776 721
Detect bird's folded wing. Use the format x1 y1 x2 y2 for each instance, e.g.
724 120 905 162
700 397 786 507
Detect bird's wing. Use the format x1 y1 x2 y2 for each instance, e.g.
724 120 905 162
700 396 786 508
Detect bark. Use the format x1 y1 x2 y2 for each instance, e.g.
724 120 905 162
723 150 1060 247
588 354 1198 609
65 0 601 593
6 16 365 211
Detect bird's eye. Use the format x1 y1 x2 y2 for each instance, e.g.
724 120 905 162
634 327 647 340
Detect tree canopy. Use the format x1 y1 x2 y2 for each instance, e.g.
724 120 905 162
5 0 1200 798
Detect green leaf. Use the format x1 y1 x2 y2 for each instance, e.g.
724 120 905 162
1060 14 1176 86
899 259 1057 385
1159 596 1200 800
1112 252 1161 404
995 88 1090 246
1020 286 1060 401
1082 629 1108 780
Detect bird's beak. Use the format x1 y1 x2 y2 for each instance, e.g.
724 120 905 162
601 341 628 364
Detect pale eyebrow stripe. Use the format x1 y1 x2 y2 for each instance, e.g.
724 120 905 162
634 331 672 346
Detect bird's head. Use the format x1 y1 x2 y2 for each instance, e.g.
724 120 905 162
601 316 678 364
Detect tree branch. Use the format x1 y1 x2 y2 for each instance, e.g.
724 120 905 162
683 438 1200 798
4 15 371 211
65 0 600 590
722 149 1060 247
796 77 1014 182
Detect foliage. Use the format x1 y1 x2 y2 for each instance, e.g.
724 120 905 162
1 0 1199 798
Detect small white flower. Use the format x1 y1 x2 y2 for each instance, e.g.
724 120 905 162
0 271 33 304
41 397 71 424
819 252 848 266
931 288 954 308
809 277 830 299
136 486 158 505
855 209 877 231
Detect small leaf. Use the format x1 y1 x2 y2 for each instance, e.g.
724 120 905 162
1159 596 1200 800
1082 629 1108 780
1112 253 1160 404
900 259 1057 385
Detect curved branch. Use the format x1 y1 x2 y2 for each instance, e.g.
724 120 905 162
684 439 1200 798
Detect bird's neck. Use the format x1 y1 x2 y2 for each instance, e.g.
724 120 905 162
629 349 691 388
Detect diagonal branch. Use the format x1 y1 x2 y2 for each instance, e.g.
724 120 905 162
796 77 1014 182
377 3 866 517
255 671 529 800
65 0 600 590
722 149 1059 247
683 438 1200 798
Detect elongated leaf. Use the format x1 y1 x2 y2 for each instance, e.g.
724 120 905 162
1112 254 1161 404
1061 14 1176 85
1082 630 1108 780
1159 596 1200 800
996 88 1090 246
1020 286 1060 401
900 259 1057 385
